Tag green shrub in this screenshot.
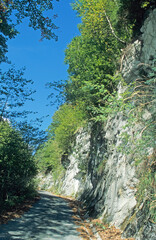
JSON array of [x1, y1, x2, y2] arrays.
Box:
[[35, 140, 62, 173], [50, 103, 87, 152], [0, 121, 37, 211]]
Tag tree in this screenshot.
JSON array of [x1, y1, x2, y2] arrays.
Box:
[[35, 139, 62, 173], [46, 1, 125, 116], [64, 34, 120, 113], [16, 121, 47, 151], [0, 1, 60, 210], [0, 1, 17, 63], [72, 0, 126, 43], [0, 121, 37, 209], [35, 102, 86, 173], [49, 103, 86, 152], [0, 66, 35, 121], [0, 0, 59, 62]]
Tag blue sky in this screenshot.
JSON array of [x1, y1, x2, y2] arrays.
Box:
[[3, 0, 80, 131]]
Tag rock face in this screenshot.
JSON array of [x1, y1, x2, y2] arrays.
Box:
[[62, 119, 139, 228], [141, 9, 156, 64], [61, 124, 91, 197], [122, 8, 156, 84], [40, 9, 156, 240]]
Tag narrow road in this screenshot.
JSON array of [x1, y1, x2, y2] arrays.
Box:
[[0, 191, 82, 240]]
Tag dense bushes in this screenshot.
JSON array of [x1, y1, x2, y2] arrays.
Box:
[[35, 103, 87, 173], [63, 0, 124, 115], [50, 103, 87, 152], [0, 121, 37, 210], [35, 140, 62, 173]]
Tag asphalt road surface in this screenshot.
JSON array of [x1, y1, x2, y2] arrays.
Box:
[[0, 191, 82, 240]]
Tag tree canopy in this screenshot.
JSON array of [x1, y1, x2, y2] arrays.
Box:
[[0, 66, 34, 120], [60, 0, 126, 116], [0, 121, 37, 210], [0, 0, 59, 210], [0, 0, 59, 62]]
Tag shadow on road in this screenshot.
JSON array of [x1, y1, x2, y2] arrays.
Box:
[[0, 191, 81, 240]]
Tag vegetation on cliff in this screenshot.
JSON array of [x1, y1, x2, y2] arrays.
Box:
[[36, 0, 155, 163]]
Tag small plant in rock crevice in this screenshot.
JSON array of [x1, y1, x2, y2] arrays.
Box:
[[118, 61, 155, 223]]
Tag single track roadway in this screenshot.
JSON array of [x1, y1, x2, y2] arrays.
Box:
[[0, 191, 82, 240]]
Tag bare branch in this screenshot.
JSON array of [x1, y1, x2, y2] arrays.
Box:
[[140, 121, 156, 136], [104, 10, 126, 44]]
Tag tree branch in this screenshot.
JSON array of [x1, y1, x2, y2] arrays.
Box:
[[140, 121, 156, 136]]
